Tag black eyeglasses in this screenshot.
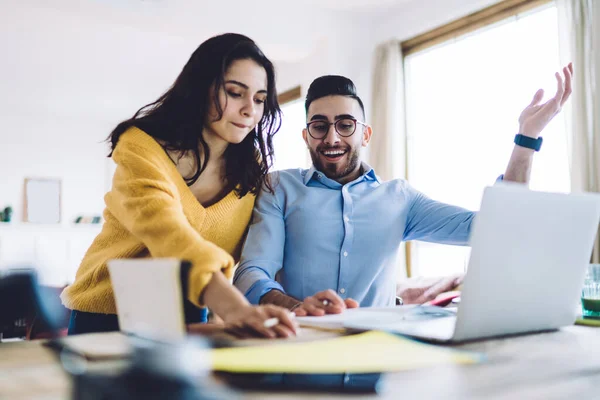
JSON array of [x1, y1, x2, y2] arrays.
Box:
[[306, 118, 367, 140]]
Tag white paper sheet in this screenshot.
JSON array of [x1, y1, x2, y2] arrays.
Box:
[[296, 306, 456, 330]]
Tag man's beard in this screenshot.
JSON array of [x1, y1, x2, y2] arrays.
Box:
[[309, 145, 361, 182]]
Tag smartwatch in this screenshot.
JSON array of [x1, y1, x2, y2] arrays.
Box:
[[514, 133, 543, 151]]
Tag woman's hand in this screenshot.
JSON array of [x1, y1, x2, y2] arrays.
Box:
[[222, 304, 299, 339], [201, 272, 297, 339]]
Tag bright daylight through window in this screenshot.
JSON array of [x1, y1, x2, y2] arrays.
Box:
[[404, 4, 568, 277]]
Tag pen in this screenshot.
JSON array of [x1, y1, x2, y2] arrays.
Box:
[[263, 317, 279, 329]]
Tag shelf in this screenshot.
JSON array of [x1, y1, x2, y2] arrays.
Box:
[[0, 222, 103, 233]]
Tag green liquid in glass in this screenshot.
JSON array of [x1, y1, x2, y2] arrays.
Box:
[[581, 298, 600, 318]]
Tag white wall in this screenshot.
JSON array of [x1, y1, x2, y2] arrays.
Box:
[[0, 0, 503, 223], [0, 2, 196, 223], [0, 0, 502, 281], [0, 0, 379, 224], [0, 0, 375, 280]]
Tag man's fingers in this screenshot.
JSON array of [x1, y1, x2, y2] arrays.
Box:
[[293, 307, 308, 317], [454, 275, 464, 287], [439, 276, 460, 291], [552, 71, 565, 106], [345, 298, 359, 308], [449, 273, 464, 288], [400, 288, 421, 304], [423, 277, 456, 300], [302, 303, 325, 316], [529, 88, 544, 107], [304, 290, 346, 314], [303, 296, 326, 310], [561, 65, 573, 107], [315, 289, 346, 308], [413, 291, 437, 305]]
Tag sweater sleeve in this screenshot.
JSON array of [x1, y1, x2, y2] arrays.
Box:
[[106, 134, 234, 308]]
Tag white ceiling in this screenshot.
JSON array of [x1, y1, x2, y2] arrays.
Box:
[[0, 0, 501, 123], [306, 0, 417, 11], [88, 0, 418, 12], [1, 0, 432, 64], [0, 0, 392, 120]]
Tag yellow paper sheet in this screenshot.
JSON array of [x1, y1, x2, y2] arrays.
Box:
[[211, 331, 482, 374]]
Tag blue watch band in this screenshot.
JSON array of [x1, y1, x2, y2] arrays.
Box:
[[514, 134, 543, 151]]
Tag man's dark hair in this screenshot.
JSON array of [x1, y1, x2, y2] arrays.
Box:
[[304, 75, 365, 118]]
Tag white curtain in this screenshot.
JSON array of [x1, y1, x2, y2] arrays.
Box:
[[370, 40, 409, 277], [370, 41, 406, 182], [557, 0, 600, 261]]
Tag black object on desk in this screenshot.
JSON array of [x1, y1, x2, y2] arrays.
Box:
[[217, 372, 384, 394]]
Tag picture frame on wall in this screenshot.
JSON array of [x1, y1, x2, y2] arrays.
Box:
[[24, 178, 62, 224]]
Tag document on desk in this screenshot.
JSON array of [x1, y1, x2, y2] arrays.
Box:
[[296, 306, 456, 330], [210, 330, 482, 374]]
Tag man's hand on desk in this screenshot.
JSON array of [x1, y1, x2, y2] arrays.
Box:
[[293, 289, 359, 317], [260, 289, 358, 317], [396, 274, 463, 305]]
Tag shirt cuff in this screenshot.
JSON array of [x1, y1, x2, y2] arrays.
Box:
[[496, 174, 504, 182], [245, 279, 285, 305]]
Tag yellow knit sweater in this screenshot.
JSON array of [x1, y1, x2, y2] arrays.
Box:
[[60, 127, 255, 314]]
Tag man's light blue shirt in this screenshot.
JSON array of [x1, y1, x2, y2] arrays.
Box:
[[233, 163, 476, 307]]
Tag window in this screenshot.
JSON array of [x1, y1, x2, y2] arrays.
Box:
[[272, 98, 311, 171], [404, 3, 568, 277]]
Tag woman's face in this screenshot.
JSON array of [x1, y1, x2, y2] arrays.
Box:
[[204, 59, 268, 145]]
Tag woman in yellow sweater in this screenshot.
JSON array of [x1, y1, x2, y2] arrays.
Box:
[[61, 33, 297, 338]]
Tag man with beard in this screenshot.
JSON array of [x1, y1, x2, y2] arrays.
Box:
[[234, 70, 572, 316]]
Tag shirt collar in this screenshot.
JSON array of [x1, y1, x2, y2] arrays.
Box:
[[362, 163, 381, 183], [303, 162, 381, 186]]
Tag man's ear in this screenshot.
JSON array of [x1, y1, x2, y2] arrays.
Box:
[[362, 125, 373, 147], [302, 128, 309, 147]]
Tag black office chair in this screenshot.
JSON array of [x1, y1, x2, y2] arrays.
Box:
[[0, 269, 63, 340]]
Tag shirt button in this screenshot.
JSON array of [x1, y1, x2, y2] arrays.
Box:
[[344, 216, 350, 222], [340, 288, 346, 294], [343, 251, 348, 257]]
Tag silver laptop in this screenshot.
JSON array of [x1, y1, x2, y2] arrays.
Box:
[[345, 184, 600, 343]]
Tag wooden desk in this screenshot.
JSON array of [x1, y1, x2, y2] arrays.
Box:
[[2, 326, 600, 399]]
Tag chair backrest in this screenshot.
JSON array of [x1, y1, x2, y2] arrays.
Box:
[[27, 285, 71, 340], [0, 269, 65, 340]]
